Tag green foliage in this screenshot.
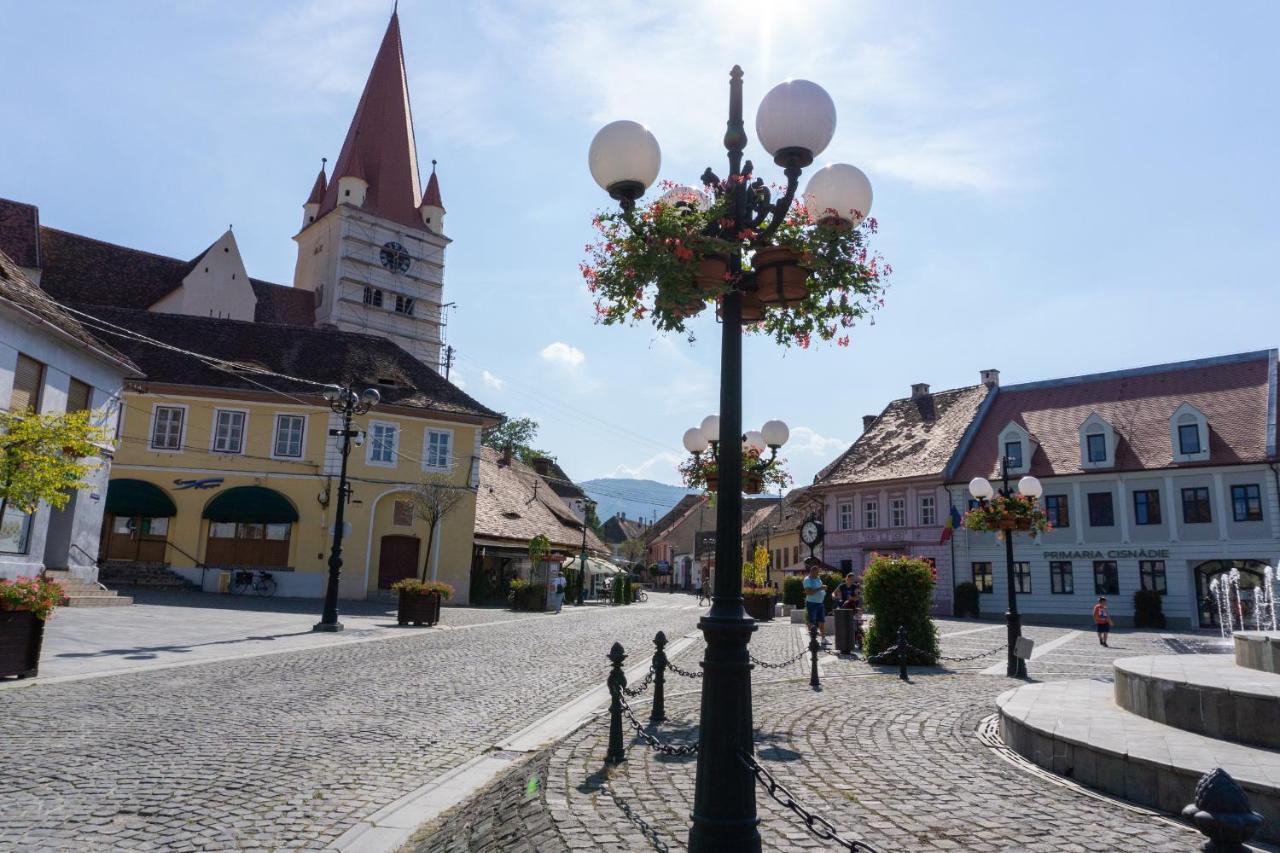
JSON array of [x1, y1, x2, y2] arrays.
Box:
[[507, 577, 545, 612], [743, 544, 769, 588], [962, 494, 1051, 536], [782, 576, 805, 607], [481, 416, 548, 462], [1133, 589, 1166, 629], [0, 576, 64, 620], [561, 567, 582, 603], [861, 555, 939, 662], [0, 410, 105, 513], [611, 576, 634, 605], [528, 534, 551, 564], [389, 579, 454, 600], [953, 582, 980, 618], [820, 571, 843, 610]]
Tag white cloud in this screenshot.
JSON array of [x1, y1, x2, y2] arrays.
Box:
[[611, 451, 684, 483], [540, 341, 586, 369], [450, 372, 466, 389], [482, 370, 505, 390], [787, 426, 848, 457]]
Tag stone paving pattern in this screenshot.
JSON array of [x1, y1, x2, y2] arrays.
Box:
[[0, 600, 705, 851]]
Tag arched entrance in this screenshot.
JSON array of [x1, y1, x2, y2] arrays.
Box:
[[101, 479, 177, 562], [1194, 559, 1269, 628], [378, 535, 420, 589], [202, 486, 298, 567]]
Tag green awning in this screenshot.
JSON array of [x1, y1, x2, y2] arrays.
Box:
[[105, 479, 177, 518], [202, 486, 298, 524]]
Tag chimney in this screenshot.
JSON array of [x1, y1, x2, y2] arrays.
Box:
[[531, 457, 551, 477], [911, 383, 931, 400], [500, 444, 513, 465], [862, 415, 877, 432], [981, 369, 1000, 387]]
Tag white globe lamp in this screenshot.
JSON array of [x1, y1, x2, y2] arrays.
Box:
[[588, 120, 661, 203], [683, 427, 709, 454], [804, 163, 873, 227], [699, 414, 721, 444], [754, 79, 836, 167], [968, 477, 994, 501], [659, 184, 711, 211], [761, 419, 790, 449], [743, 431, 766, 453], [1018, 476, 1043, 499]]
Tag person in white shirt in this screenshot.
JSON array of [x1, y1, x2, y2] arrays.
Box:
[[551, 571, 566, 613]]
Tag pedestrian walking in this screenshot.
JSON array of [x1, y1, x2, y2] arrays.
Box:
[[803, 564, 828, 645], [1093, 596, 1113, 646], [694, 572, 706, 606], [551, 571, 566, 614]]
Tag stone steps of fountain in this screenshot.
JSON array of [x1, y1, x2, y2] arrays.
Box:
[[1113, 655, 1280, 749], [998, 678, 1280, 843], [1234, 631, 1280, 674]]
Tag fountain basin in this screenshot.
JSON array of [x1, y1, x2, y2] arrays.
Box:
[[1235, 631, 1280, 675]]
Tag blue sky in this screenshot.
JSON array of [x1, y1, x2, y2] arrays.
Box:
[[4, 1, 1278, 502]]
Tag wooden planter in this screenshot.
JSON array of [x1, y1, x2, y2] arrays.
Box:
[[670, 293, 707, 320], [743, 471, 765, 494], [397, 590, 442, 627], [743, 593, 776, 622], [705, 471, 718, 492], [695, 256, 728, 293], [753, 247, 809, 304], [716, 290, 765, 324], [997, 518, 1032, 531], [0, 610, 45, 679]]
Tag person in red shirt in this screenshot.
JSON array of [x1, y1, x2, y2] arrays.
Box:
[[1092, 597, 1113, 647]]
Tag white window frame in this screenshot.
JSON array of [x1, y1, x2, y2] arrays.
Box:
[[837, 501, 853, 531], [149, 403, 188, 452], [919, 495, 936, 527], [863, 499, 879, 529], [1078, 412, 1116, 470], [210, 408, 248, 455], [272, 413, 307, 460], [366, 420, 399, 467], [889, 497, 906, 528], [1169, 402, 1210, 463], [423, 428, 454, 472], [998, 421, 1034, 475]]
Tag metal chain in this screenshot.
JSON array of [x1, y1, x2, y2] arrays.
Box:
[[619, 696, 700, 755], [665, 660, 704, 680], [623, 668, 655, 697], [939, 645, 1006, 663], [739, 751, 881, 853], [749, 646, 812, 669]]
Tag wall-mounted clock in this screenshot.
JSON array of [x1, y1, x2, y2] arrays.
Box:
[[380, 241, 411, 274]]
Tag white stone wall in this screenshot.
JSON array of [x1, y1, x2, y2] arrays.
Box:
[[150, 230, 257, 322]]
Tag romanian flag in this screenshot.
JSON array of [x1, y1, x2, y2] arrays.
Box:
[[939, 505, 962, 544]]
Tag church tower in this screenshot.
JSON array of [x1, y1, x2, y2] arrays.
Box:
[[292, 11, 448, 372]]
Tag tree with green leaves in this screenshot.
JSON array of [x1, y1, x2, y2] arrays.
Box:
[[0, 410, 105, 525], [481, 416, 549, 463], [411, 473, 467, 582], [619, 536, 646, 568]]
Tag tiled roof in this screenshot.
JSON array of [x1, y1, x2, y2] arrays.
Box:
[[816, 385, 991, 487], [475, 446, 607, 553], [72, 304, 498, 420], [0, 198, 40, 269], [305, 166, 328, 206], [36, 226, 196, 308], [530, 457, 586, 502], [742, 487, 821, 537], [0, 250, 137, 373], [644, 494, 705, 544], [250, 280, 316, 326], [316, 13, 426, 232], [423, 166, 444, 211], [950, 351, 1279, 481], [600, 515, 646, 544]]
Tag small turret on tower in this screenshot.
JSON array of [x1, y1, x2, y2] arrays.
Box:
[[302, 158, 327, 228], [420, 160, 445, 233]]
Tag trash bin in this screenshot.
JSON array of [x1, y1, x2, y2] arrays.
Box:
[[834, 608, 857, 654]]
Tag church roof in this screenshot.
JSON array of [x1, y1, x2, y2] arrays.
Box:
[[316, 12, 426, 231], [305, 164, 328, 206], [423, 165, 444, 211]]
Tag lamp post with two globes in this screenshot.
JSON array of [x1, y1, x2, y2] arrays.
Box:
[[967, 461, 1043, 678], [682, 416, 790, 495], [588, 65, 868, 852]]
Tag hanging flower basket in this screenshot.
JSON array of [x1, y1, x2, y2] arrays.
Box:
[[669, 292, 708, 320], [719, 291, 765, 324], [696, 256, 730, 294], [705, 470, 719, 492], [962, 495, 1050, 536], [743, 471, 764, 494], [678, 453, 792, 494], [752, 246, 809, 305]]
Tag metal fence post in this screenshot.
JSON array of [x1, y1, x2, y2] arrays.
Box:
[[896, 625, 909, 682], [809, 624, 821, 689], [651, 630, 668, 724], [607, 642, 627, 764]]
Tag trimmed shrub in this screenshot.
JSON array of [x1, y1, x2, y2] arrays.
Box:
[[820, 571, 843, 610], [1134, 589, 1166, 628], [862, 555, 939, 663], [954, 582, 980, 618], [782, 576, 805, 607]]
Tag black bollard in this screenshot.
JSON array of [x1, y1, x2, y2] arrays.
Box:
[[809, 624, 821, 689], [1182, 767, 1264, 851], [896, 625, 909, 682], [606, 642, 627, 764], [651, 631, 668, 724]]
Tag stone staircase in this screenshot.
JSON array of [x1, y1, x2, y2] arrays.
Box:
[[98, 561, 200, 592], [998, 632, 1280, 843], [44, 569, 132, 608]]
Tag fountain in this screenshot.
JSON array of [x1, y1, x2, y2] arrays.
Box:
[[1210, 577, 1229, 639]]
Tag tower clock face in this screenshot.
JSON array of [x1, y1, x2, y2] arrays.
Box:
[[379, 241, 411, 274]]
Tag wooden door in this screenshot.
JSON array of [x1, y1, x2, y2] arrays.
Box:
[[378, 535, 420, 589]]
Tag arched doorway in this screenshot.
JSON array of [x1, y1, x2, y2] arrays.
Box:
[[202, 486, 298, 567], [378, 535, 420, 589], [101, 479, 177, 563], [1194, 559, 1268, 628]]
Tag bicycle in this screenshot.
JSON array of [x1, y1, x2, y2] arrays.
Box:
[[633, 588, 648, 603], [230, 569, 278, 597]]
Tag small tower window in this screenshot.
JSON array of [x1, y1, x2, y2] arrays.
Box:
[[363, 287, 383, 307], [395, 295, 415, 316]]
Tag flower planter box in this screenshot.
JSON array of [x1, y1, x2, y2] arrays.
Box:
[[705, 471, 718, 492], [996, 518, 1032, 531], [743, 471, 764, 494], [718, 291, 764, 323], [743, 593, 776, 622], [753, 246, 809, 304], [397, 590, 441, 627], [695, 256, 729, 294], [0, 610, 44, 679]]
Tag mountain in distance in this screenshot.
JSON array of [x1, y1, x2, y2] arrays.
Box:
[[580, 478, 698, 527]]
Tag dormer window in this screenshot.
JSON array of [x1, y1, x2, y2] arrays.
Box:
[[997, 421, 1034, 475], [1169, 403, 1210, 463], [1086, 432, 1107, 463], [1004, 440, 1023, 470], [1078, 413, 1116, 470]]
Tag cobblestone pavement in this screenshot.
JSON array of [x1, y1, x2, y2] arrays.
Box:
[[0, 599, 707, 851], [407, 619, 1216, 852]]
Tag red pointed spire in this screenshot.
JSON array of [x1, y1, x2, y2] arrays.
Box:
[[305, 158, 328, 205], [422, 159, 445, 211], [317, 11, 424, 230]]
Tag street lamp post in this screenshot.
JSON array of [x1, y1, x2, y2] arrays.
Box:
[[577, 497, 596, 606], [968, 461, 1042, 677], [314, 384, 379, 633], [592, 65, 864, 852]]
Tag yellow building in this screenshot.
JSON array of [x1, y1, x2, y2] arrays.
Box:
[[92, 307, 497, 602]]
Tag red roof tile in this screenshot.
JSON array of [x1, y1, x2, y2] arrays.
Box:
[[0, 198, 40, 269], [475, 447, 608, 553], [949, 351, 1279, 482], [316, 13, 425, 232], [422, 163, 444, 210], [305, 165, 328, 206], [250, 280, 315, 326], [36, 226, 195, 308]]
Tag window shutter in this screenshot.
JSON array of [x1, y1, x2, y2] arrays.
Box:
[[66, 378, 92, 413], [9, 355, 44, 413]]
